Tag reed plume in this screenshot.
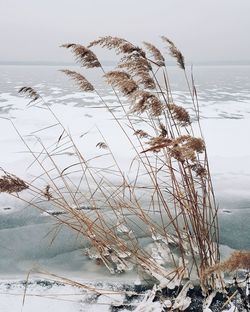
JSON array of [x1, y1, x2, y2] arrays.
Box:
[[143, 135, 205, 162], [161, 36, 185, 70], [118, 53, 155, 89], [18, 86, 41, 103], [170, 135, 205, 163], [0, 173, 29, 194], [167, 104, 191, 126], [89, 36, 155, 89], [104, 71, 138, 96], [130, 90, 163, 116], [184, 136, 205, 153], [60, 70, 94, 92], [142, 136, 172, 153], [61, 44, 101, 68], [88, 36, 144, 56], [143, 41, 165, 67]]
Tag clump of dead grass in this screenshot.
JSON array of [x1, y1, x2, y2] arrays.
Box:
[[7, 35, 224, 298], [205, 251, 250, 275]]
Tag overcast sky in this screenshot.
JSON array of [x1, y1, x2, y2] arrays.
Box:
[[0, 0, 250, 64]]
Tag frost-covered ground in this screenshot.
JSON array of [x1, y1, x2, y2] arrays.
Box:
[[0, 65, 250, 311], [0, 278, 144, 312]]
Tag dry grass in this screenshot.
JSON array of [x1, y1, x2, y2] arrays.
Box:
[[205, 251, 250, 275], [2, 36, 226, 295]]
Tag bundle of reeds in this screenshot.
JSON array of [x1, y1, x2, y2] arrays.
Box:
[[1, 36, 223, 294]]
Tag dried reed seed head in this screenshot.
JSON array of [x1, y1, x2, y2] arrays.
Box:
[[96, 142, 108, 149], [18, 86, 41, 102], [170, 145, 196, 162], [143, 135, 204, 161], [118, 53, 156, 89], [173, 135, 205, 153], [138, 75, 156, 90], [60, 70, 94, 92], [88, 36, 145, 56], [169, 135, 205, 162], [61, 43, 101, 68], [120, 52, 152, 71], [186, 137, 205, 153], [149, 95, 163, 116], [167, 104, 191, 126], [161, 36, 174, 46], [104, 71, 138, 95], [173, 135, 190, 144], [148, 136, 172, 146], [142, 136, 172, 153], [131, 90, 163, 116], [143, 42, 165, 67], [161, 36, 185, 70], [143, 141, 195, 159], [0, 174, 29, 194], [133, 129, 149, 138]]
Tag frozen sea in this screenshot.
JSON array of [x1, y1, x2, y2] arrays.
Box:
[[0, 64, 249, 310]]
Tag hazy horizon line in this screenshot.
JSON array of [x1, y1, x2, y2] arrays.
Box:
[[1, 60, 250, 67]]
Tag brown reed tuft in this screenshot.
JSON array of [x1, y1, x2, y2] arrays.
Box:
[[161, 36, 185, 70], [143, 135, 204, 161], [167, 104, 191, 126], [131, 90, 163, 116], [89, 36, 155, 89], [104, 71, 138, 96], [186, 137, 205, 153], [169, 145, 196, 162], [143, 42, 165, 67], [118, 53, 155, 89], [0, 174, 29, 194], [18, 86, 41, 103], [60, 70, 94, 92], [204, 251, 250, 276], [61, 44, 101, 68], [142, 136, 173, 153], [172, 135, 205, 152], [88, 36, 144, 56]]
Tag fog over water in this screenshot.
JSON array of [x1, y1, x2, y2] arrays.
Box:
[[0, 0, 250, 64]]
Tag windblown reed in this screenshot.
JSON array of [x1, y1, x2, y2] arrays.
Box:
[[4, 36, 225, 297]]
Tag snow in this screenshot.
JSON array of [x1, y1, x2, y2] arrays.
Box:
[[0, 278, 130, 312]]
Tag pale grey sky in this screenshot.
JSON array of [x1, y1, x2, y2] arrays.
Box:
[[0, 0, 250, 64]]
